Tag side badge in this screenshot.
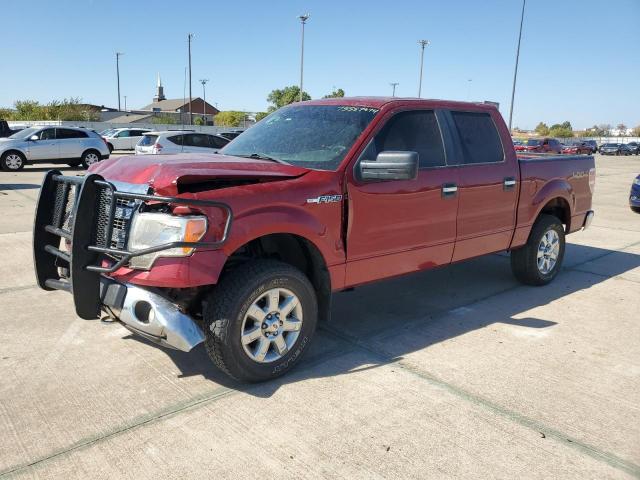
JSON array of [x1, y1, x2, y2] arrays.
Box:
[[307, 194, 343, 204]]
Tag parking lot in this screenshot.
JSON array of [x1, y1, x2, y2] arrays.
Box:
[[0, 154, 638, 479]]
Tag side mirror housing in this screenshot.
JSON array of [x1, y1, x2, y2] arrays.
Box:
[[359, 151, 419, 181], [29, 135, 39, 141]]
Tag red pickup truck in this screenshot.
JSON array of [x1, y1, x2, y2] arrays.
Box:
[[33, 98, 595, 382]]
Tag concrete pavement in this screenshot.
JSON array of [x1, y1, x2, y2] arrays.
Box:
[[0, 155, 638, 479]]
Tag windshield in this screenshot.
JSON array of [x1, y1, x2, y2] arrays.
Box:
[[8, 127, 40, 139], [526, 139, 541, 146], [221, 105, 379, 170], [100, 129, 115, 136]]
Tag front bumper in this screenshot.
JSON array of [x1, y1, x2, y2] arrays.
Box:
[[101, 277, 204, 351]]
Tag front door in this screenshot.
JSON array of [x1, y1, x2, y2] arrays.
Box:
[[345, 109, 459, 286], [27, 128, 59, 161], [443, 110, 519, 261]]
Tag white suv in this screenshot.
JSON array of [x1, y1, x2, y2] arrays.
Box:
[[102, 128, 152, 152], [0, 126, 110, 171], [135, 131, 229, 155]]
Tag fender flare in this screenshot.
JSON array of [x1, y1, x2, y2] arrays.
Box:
[[530, 178, 574, 228]]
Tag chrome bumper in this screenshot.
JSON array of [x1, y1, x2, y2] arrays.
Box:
[[100, 278, 204, 352], [582, 210, 595, 230]]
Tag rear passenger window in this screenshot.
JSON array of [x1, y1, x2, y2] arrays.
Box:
[[57, 128, 87, 139], [167, 135, 184, 145], [208, 135, 228, 148], [450, 111, 504, 164], [364, 110, 446, 168], [186, 134, 209, 148]]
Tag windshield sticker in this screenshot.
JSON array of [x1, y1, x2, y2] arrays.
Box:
[[337, 106, 379, 113]]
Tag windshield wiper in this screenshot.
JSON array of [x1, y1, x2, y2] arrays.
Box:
[[234, 153, 290, 165]]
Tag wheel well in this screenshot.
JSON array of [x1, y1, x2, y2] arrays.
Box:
[[1, 149, 25, 159], [540, 197, 571, 231], [224, 234, 332, 323]]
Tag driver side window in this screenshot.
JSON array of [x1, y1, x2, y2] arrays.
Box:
[[39, 129, 55, 140], [359, 110, 446, 169]]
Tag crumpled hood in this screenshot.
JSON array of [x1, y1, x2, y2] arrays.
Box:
[[89, 153, 311, 195]]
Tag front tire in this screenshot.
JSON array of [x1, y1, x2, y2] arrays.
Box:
[[631, 206, 640, 214], [511, 214, 565, 286], [81, 150, 101, 169], [204, 260, 318, 382], [1, 151, 26, 171]]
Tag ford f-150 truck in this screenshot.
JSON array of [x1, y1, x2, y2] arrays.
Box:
[[33, 98, 595, 382]]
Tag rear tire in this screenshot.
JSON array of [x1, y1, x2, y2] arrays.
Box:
[[631, 206, 640, 214], [511, 214, 565, 286], [203, 260, 318, 382], [80, 150, 101, 169], [1, 151, 25, 171]]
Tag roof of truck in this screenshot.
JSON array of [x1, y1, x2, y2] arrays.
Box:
[[301, 96, 499, 111]]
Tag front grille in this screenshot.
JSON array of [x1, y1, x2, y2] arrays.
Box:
[[94, 186, 137, 250]]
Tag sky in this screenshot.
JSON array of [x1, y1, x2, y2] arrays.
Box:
[[1, 0, 638, 130]]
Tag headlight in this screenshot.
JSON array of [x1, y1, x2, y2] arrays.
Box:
[[127, 212, 207, 270], [634, 178, 640, 186]]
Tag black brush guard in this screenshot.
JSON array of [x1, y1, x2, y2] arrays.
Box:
[[33, 171, 232, 320]]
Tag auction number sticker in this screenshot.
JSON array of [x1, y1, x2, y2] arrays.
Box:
[[337, 106, 379, 113]]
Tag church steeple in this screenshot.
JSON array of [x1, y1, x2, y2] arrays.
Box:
[[153, 73, 166, 102]]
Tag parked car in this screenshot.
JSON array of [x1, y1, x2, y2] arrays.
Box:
[[583, 140, 598, 153], [626, 142, 639, 155], [561, 142, 592, 155], [512, 139, 526, 152], [135, 131, 229, 155], [218, 131, 244, 141], [630, 175, 640, 213], [0, 126, 109, 171], [599, 143, 632, 156], [33, 97, 595, 382], [522, 137, 563, 154], [102, 128, 152, 152]]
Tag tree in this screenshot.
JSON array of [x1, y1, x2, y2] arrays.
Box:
[[632, 125, 640, 137], [534, 122, 549, 136], [266, 86, 311, 112], [214, 111, 246, 127], [323, 88, 345, 99], [598, 124, 612, 136], [254, 112, 269, 122], [151, 114, 177, 125], [616, 123, 628, 136]]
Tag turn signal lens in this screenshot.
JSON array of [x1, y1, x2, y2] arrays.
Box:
[[182, 218, 208, 254]]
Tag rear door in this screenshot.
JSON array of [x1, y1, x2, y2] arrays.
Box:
[[27, 128, 59, 161], [345, 108, 460, 286], [443, 109, 519, 261], [183, 133, 216, 153], [56, 128, 87, 158]]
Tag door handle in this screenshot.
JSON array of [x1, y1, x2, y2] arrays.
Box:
[[442, 183, 458, 198], [503, 177, 516, 191]]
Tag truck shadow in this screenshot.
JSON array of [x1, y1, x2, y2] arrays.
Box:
[[124, 242, 640, 396]]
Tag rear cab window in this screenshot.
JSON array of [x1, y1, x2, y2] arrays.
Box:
[[448, 111, 504, 165]]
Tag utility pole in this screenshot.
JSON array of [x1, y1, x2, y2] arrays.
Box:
[[115, 52, 124, 111], [508, 0, 527, 132], [298, 14, 310, 102], [188, 33, 195, 125], [390, 82, 399, 97], [124, 95, 127, 111], [417, 40, 429, 98], [466, 79, 472, 100], [200, 79, 209, 124]]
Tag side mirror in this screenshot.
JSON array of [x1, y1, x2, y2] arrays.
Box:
[[29, 135, 39, 141], [359, 151, 419, 181]]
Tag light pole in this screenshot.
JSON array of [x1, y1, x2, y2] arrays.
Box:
[[200, 79, 209, 124], [417, 40, 430, 98], [124, 95, 127, 111], [188, 33, 195, 125], [390, 82, 399, 97], [298, 14, 310, 102], [115, 52, 124, 111], [508, 0, 527, 132]]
